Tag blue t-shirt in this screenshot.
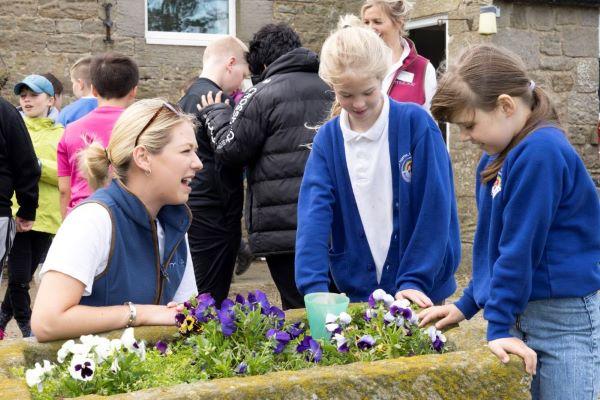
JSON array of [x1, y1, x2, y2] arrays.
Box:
[[455, 126, 600, 341], [57, 97, 98, 127]]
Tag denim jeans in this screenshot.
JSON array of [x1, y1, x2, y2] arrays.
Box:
[[509, 291, 600, 400]]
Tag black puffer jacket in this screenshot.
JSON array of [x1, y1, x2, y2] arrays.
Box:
[[200, 48, 333, 255]]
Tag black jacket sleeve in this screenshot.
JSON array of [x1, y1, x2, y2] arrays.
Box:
[[1, 98, 40, 221], [199, 88, 267, 167]]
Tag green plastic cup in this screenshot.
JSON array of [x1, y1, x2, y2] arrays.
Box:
[[304, 292, 350, 340]]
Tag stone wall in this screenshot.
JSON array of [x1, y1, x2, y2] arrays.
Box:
[[273, 0, 364, 52], [0, 0, 274, 104]]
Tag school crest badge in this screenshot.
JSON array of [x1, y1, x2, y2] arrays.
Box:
[[399, 153, 412, 183], [491, 172, 502, 198]]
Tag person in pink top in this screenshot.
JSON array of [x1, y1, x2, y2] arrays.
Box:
[[57, 53, 139, 218]]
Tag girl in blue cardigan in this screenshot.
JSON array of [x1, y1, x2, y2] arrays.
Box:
[[420, 45, 600, 400], [295, 16, 460, 308]]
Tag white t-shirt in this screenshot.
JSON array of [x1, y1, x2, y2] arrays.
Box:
[[41, 202, 197, 303], [382, 37, 437, 111], [340, 94, 393, 284]]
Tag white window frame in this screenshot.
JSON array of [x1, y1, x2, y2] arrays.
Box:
[[145, 0, 236, 46]]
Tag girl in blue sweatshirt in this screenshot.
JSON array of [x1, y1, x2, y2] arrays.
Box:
[[420, 45, 600, 400], [295, 16, 460, 308]]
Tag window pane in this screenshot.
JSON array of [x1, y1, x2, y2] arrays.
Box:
[[148, 0, 230, 34]]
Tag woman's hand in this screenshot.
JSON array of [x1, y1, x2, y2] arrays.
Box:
[[488, 337, 537, 375], [417, 304, 465, 329], [395, 289, 433, 308], [136, 302, 184, 326], [197, 90, 229, 111]]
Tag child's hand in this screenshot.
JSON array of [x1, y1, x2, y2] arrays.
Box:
[[488, 337, 537, 375], [395, 289, 433, 308], [198, 91, 230, 111], [417, 304, 465, 329]]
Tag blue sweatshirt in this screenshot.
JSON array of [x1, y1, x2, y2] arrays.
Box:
[[57, 97, 98, 127], [295, 100, 461, 303], [455, 126, 600, 341]]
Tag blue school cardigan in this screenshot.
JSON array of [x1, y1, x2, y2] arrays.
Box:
[[295, 100, 461, 303], [455, 126, 600, 341]]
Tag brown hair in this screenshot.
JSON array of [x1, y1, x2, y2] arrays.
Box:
[[430, 44, 560, 183], [360, 0, 413, 37], [90, 52, 139, 100]]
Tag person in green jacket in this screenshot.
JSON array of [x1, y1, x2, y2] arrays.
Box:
[[0, 75, 62, 338]]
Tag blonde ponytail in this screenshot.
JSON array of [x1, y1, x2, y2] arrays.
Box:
[[78, 141, 111, 191]]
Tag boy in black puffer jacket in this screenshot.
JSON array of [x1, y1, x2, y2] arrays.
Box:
[[199, 23, 333, 310]]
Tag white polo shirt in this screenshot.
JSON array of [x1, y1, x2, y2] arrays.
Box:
[[340, 94, 393, 284]]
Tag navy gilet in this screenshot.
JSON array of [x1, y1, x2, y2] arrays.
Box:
[[79, 179, 191, 306]]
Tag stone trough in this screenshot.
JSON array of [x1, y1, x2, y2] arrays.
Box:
[[0, 309, 531, 399]]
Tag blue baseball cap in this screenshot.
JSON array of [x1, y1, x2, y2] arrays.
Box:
[[13, 74, 54, 97]]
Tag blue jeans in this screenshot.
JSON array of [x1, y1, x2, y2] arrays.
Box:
[[509, 291, 600, 400]]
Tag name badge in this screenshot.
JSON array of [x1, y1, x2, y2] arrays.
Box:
[[396, 71, 414, 84]]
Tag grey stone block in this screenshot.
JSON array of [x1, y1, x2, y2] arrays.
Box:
[[47, 34, 91, 53], [562, 26, 597, 57]]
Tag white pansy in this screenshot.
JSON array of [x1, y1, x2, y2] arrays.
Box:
[[426, 326, 446, 342], [25, 360, 54, 392], [382, 294, 395, 307], [120, 327, 137, 351], [384, 311, 395, 323], [325, 322, 339, 332], [110, 357, 120, 373], [93, 338, 113, 364], [57, 339, 75, 363], [391, 299, 411, 309], [325, 313, 337, 324], [338, 312, 352, 325], [372, 289, 387, 302], [69, 355, 95, 381]]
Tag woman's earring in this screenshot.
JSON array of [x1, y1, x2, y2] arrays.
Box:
[[144, 169, 151, 177]]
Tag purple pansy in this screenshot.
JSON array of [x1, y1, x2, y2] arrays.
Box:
[[196, 292, 216, 308], [357, 334, 376, 350], [363, 308, 376, 322], [266, 329, 291, 354], [368, 289, 394, 308], [426, 326, 446, 353], [287, 322, 305, 339], [333, 333, 349, 353], [296, 336, 322, 363], [217, 307, 237, 337], [155, 340, 168, 355], [247, 290, 271, 313], [175, 312, 186, 325], [234, 361, 248, 374]]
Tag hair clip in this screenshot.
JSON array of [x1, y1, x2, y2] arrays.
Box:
[[528, 80, 536, 91]]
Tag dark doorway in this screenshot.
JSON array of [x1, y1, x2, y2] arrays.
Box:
[[408, 22, 447, 142]]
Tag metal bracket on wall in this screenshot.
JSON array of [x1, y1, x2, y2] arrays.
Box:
[[437, 18, 474, 31], [103, 2, 114, 44]]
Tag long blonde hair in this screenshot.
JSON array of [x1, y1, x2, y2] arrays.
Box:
[[319, 15, 392, 119], [79, 98, 195, 190], [431, 44, 560, 183], [360, 0, 414, 37]]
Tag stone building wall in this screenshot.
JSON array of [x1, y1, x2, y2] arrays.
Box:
[[0, 0, 274, 104], [273, 0, 364, 52]]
